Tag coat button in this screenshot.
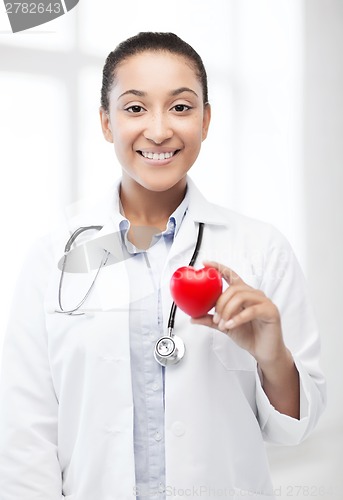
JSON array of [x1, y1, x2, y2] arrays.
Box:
[[100, 355, 124, 363], [154, 431, 162, 442], [104, 425, 120, 435], [171, 421, 186, 436]]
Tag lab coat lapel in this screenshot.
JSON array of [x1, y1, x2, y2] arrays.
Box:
[[87, 215, 131, 312], [163, 176, 229, 272], [165, 211, 198, 271], [160, 177, 230, 326]]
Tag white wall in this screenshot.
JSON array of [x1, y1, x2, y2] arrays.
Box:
[[265, 2, 343, 499], [267, 2, 343, 499], [0, 1, 342, 498]]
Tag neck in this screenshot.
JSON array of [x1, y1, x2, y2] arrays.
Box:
[[119, 177, 187, 229]]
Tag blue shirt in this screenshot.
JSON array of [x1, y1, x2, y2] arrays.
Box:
[[119, 191, 189, 500]]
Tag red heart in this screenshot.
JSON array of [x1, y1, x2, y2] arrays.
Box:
[[170, 266, 223, 318]]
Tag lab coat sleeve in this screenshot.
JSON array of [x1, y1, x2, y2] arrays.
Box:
[[0, 236, 63, 499], [255, 227, 326, 445]]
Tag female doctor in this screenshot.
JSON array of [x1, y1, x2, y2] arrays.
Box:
[[0, 32, 325, 500]]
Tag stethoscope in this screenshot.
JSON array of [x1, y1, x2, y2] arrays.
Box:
[[57, 226, 110, 316], [56, 222, 204, 366]]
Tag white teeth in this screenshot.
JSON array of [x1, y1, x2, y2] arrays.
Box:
[[141, 151, 175, 160]]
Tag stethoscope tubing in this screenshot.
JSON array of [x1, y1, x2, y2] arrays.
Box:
[[167, 222, 204, 331], [56, 226, 107, 315], [56, 222, 205, 366], [154, 222, 204, 366]]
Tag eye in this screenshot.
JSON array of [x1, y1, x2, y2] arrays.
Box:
[[125, 105, 145, 113], [172, 104, 192, 113]]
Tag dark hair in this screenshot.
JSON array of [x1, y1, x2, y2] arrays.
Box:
[[100, 32, 208, 113]]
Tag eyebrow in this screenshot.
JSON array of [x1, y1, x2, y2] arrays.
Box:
[[117, 87, 199, 100], [170, 87, 199, 98], [118, 89, 146, 100]]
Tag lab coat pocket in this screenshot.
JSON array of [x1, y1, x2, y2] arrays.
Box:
[[211, 329, 256, 371], [234, 488, 275, 499]]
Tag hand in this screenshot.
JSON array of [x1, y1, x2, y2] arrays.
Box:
[[192, 261, 300, 418], [191, 260, 287, 366]]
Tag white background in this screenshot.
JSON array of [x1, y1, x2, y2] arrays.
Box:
[[0, 1, 342, 498]]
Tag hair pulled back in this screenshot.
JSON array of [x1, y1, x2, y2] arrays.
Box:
[[100, 32, 208, 113]]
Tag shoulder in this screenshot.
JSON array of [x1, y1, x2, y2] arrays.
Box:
[[201, 198, 291, 254], [223, 204, 286, 241], [187, 176, 289, 249]]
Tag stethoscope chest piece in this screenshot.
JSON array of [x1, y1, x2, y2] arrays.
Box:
[[57, 222, 204, 366], [153, 221, 204, 367], [154, 333, 185, 366]]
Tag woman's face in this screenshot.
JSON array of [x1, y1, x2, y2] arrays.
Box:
[[100, 50, 211, 193]]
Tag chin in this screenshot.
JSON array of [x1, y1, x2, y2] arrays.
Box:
[[136, 173, 188, 193], [145, 180, 186, 194]]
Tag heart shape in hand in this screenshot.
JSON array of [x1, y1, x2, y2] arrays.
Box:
[[170, 266, 223, 318]]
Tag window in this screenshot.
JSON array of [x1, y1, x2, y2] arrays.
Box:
[[0, 0, 305, 352]]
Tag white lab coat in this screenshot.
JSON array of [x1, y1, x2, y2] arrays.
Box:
[[0, 177, 326, 500]]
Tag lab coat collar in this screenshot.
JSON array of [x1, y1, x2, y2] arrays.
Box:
[[84, 176, 229, 250], [103, 175, 229, 227], [58, 176, 229, 270], [186, 176, 230, 227]]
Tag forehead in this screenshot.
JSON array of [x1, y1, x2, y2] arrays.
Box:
[[112, 51, 201, 96]]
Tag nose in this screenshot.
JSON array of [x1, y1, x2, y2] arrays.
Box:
[[143, 112, 173, 144]]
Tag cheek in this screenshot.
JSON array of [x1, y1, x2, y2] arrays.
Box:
[[182, 124, 204, 151], [112, 120, 135, 149], [182, 115, 205, 139]]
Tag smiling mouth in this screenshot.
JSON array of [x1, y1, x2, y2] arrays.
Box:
[[138, 150, 180, 160]]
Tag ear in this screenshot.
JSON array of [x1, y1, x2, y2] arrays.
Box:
[[201, 103, 211, 141], [99, 107, 113, 143]]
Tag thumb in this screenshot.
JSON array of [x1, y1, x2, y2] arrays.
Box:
[[203, 260, 243, 286], [190, 314, 215, 328]]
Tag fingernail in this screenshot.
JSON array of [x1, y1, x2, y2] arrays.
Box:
[[225, 319, 235, 329], [213, 312, 220, 324], [218, 319, 226, 330]]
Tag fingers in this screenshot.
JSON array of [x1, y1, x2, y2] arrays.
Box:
[[215, 287, 265, 322], [202, 261, 279, 332], [219, 302, 279, 330], [191, 297, 279, 335], [216, 294, 279, 332], [203, 260, 244, 286], [201, 261, 256, 331], [214, 290, 263, 331]]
